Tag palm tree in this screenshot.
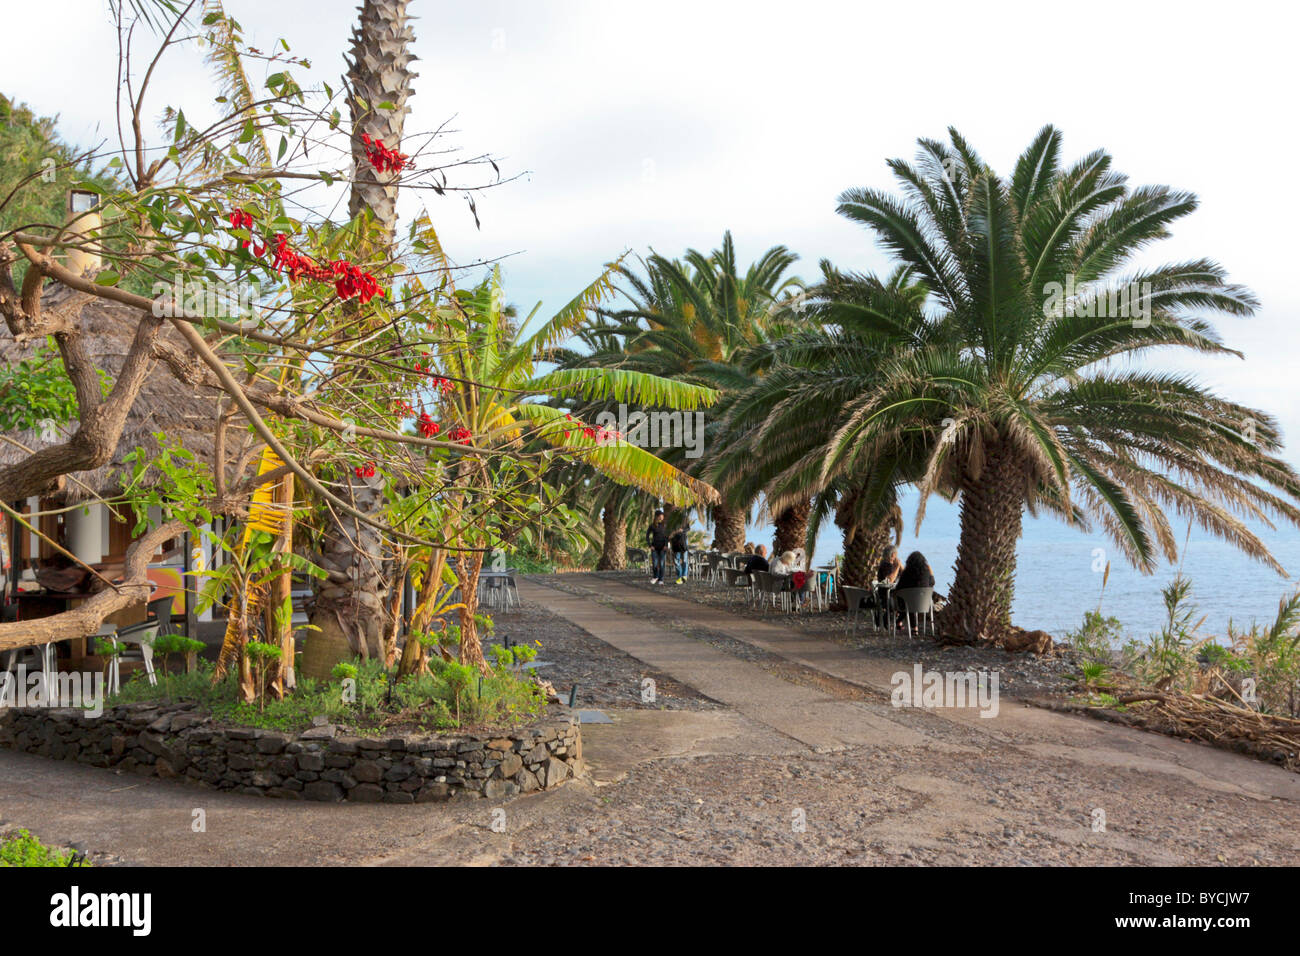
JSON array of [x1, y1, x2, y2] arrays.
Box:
[[714, 264, 932, 596], [345, 0, 417, 242], [591, 232, 802, 551], [826, 125, 1300, 643], [423, 263, 719, 670], [305, 0, 417, 673]]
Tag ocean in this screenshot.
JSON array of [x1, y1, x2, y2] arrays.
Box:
[[737, 488, 1300, 642]]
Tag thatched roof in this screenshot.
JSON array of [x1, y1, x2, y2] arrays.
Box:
[[0, 284, 223, 504]]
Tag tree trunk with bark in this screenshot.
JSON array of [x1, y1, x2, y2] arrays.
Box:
[[712, 503, 746, 551], [596, 507, 627, 570], [304, 478, 389, 678], [940, 441, 1027, 644], [771, 500, 810, 561], [345, 0, 417, 241], [455, 551, 489, 675], [305, 0, 417, 678]]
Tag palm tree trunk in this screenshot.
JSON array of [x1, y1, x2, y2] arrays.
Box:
[[346, 0, 417, 242], [304, 0, 417, 678], [712, 503, 746, 551], [942, 443, 1026, 644], [596, 507, 626, 570], [772, 500, 810, 561], [304, 478, 388, 678]]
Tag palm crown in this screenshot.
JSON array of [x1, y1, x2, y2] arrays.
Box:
[[824, 126, 1300, 641]]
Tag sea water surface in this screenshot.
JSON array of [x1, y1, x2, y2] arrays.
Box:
[[737, 488, 1300, 642]]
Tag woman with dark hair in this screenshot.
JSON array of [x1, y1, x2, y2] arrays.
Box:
[[896, 551, 935, 591], [893, 551, 939, 628]]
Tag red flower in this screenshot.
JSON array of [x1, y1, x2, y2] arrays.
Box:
[[449, 425, 471, 444], [417, 413, 440, 438], [354, 461, 376, 479], [227, 209, 255, 249], [361, 133, 409, 174]]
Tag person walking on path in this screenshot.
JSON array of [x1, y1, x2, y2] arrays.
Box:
[[646, 510, 670, 584], [670, 525, 690, 584]]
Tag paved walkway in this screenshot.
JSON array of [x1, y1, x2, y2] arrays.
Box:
[[529, 574, 1300, 805]]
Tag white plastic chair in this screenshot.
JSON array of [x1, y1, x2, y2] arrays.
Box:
[[894, 587, 935, 638], [110, 621, 158, 693]]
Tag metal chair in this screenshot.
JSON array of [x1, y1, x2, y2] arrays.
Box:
[[146, 595, 178, 637], [719, 566, 751, 603], [841, 586, 872, 635], [755, 572, 793, 613], [110, 621, 158, 693], [894, 587, 935, 638], [704, 553, 725, 586]]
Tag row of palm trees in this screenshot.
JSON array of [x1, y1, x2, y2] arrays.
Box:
[[567, 126, 1300, 645]]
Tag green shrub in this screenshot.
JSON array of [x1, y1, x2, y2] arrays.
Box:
[[0, 829, 89, 867]]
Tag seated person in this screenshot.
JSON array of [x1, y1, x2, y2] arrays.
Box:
[[876, 545, 903, 585], [769, 550, 794, 576], [743, 544, 770, 574], [896, 550, 936, 591], [893, 550, 940, 626]]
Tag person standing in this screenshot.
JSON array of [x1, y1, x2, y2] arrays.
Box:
[[670, 525, 690, 584], [646, 510, 670, 584]]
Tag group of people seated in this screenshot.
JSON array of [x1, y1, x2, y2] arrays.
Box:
[[870, 545, 945, 627], [647, 516, 944, 626]]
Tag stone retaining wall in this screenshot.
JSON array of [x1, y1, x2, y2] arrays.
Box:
[[0, 702, 583, 803]]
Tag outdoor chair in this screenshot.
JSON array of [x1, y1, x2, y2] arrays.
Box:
[[146, 595, 178, 638], [719, 566, 751, 602], [841, 585, 872, 636], [894, 587, 935, 638], [755, 571, 793, 613], [110, 620, 158, 693], [705, 553, 725, 586]]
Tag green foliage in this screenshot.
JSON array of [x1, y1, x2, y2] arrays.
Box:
[[1066, 610, 1125, 662], [109, 655, 543, 733], [1122, 575, 1208, 691], [1227, 589, 1300, 716], [152, 633, 204, 675], [330, 662, 358, 682], [0, 338, 111, 434], [1077, 659, 1109, 689], [0, 828, 89, 867]]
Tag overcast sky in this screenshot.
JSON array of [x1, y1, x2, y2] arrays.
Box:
[[9, 0, 1299, 460]]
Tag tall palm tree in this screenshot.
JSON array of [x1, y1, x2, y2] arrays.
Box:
[[427, 264, 720, 669], [306, 0, 418, 673], [826, 126, 1300, 643], [592, 232, 801, 550], [346, 0, 417, 241], [715, 264, 933, 594]]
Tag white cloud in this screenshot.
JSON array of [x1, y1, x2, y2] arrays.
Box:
[[8, 0, 1298, 455]]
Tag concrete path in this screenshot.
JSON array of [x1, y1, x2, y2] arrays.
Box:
[[533, 574, 1300, 806]]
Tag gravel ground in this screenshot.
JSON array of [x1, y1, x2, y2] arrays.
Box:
[[565, 571, 1085, 702], [483, 596, 720, 712], [495, 734, 1300, 866]]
